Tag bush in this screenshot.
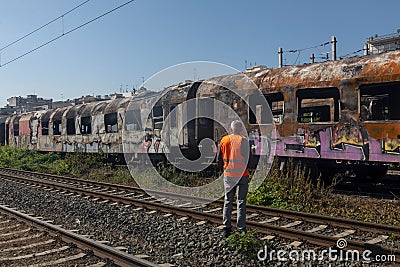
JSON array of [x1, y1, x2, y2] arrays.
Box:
[[227, 230, 263, 255]]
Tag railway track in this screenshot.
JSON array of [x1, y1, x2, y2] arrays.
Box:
[[0, 168, 399, 264], [0, 204, 158, 267]]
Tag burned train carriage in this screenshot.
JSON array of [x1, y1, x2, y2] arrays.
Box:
[[1, 50, 400, 179]]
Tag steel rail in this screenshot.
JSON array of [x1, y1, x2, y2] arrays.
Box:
[[0, 172, 399, 263], [0, 204, 159, 267], [1, 168, 399, 235]]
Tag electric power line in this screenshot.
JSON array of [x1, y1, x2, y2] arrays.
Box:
[[0, 0, 135, 68], [284, 41, 330, 53], [0, 0, 91, 52]]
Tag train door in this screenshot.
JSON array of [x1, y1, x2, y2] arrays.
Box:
[[5, 123, 9, 145], [196, 97, 215, 159], [0, 122, 5, 145], [196, 97, 214, 142]]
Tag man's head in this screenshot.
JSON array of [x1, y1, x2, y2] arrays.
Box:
[[231, 120, 244, 135]]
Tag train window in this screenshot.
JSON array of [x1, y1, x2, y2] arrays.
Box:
[[297, 88, 339, 123], [105, 113, 118, 133], [41, 121, 49, 135], [359, 83, 400, 121], [53, 120, 62, 135], [67, 118, 76, 135], [249, 93, 280, 124], [125, 109, 141, 131], [13, 123, 19, 136], [81, 116, 92, 134], [152, 106, 163, 130]]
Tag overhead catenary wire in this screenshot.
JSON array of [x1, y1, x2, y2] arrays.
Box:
[[0, 0, 91, 53], [284, 41, 330, 53], [0, 0, 135, 68], [281, 40, 332, 66]]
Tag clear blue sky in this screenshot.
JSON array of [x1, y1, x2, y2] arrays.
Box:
[[0, 0, 399, 106]]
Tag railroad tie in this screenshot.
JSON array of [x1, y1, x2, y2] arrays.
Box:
[[0, 224, 21, 231], [114, 246, 128, 252], [259, 217, 280, 224], [0, 233, 44, 245], [288, 241, 303, 247], [333, 229, 356, 238], [281, 221, 302, 228], [1, 239, 55, 252], [0, 228, 30, 237], [305, 224, 328, 233], [261, 235, 275, 241], [26, 252, 86, 267], [190, 205, 207, 210], [204, 207, 222, 213], [177, 202, 192, 207], [365, 235, 389, 244], [0, 245, 70, 261], [247, 213, 259, 219], [86, 262, 107, 267], [135, 254, 150, 259]]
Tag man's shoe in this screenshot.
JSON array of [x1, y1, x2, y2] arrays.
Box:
[[224, 228, 232, 238], [238, 228, 247, 234]]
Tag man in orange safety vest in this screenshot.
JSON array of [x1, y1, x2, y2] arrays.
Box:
[[218, 120, 250, 237]]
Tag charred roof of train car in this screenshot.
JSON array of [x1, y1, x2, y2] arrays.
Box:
[[103, 98, 130, 114], [251, 50, 400, 90], [19, 113, 34, 122], [91, 101, 110, 115], [41, 109, 55, 122], [160, 82, 193, 103], [51, 107, 68, 121], [66, 104, 88, 119]]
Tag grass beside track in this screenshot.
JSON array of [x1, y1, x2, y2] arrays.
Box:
[[0, 146, 398, 226]]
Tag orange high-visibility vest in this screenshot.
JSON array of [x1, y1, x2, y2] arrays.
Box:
[[219, 134, 249, 178]]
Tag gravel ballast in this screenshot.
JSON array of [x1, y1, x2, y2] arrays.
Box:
[[0, 179, 388, 266]]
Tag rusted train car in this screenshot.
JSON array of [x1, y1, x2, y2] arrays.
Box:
[[1, 50, 399, 179]]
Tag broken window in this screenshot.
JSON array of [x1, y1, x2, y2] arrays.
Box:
[[297, 88, 339, 123], [105, 113, 118, 133], [152, 106, 163, 130], [41, 120, 49, 135], [67, 118, 76, 135], [248, 93, 280, 124], [359, 82, 400, 121], [81, 116, 92, 134], [53, 120, 62, 135], [125, 109, 141, 131], [13, 123, 19, 136]]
